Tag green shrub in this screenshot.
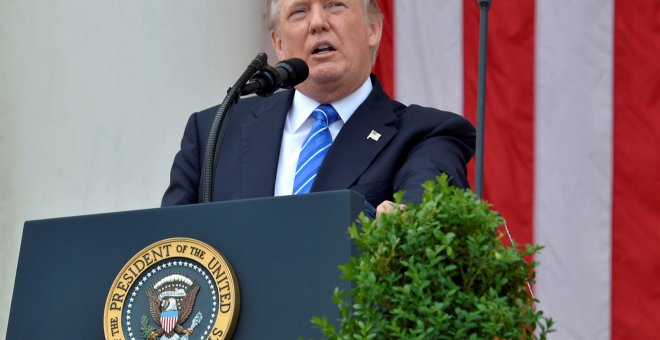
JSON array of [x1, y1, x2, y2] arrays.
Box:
[[312, 175, 554, 339]]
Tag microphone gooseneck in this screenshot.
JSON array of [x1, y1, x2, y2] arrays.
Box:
[[202, 54, 309, 203], [202, 53, 268, 203]]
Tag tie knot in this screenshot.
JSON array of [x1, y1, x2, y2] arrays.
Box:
[[312, 104, 339, 125]]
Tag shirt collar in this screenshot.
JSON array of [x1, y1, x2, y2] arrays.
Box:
[[289, 77, 373, 133]]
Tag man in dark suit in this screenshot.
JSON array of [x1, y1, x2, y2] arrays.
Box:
[[162, 0, 475, 217]]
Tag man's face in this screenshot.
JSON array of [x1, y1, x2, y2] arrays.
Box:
[[271, 0, 382, 103]]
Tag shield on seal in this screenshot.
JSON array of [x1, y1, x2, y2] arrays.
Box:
[[161, 310, 178, 333]]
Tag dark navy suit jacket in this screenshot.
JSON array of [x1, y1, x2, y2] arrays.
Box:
[[162, 76, 475, 207]]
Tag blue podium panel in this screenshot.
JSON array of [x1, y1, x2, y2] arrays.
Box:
[[8, 190, 363, 339]]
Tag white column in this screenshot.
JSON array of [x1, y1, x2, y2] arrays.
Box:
[[0, 1, 266, 337]]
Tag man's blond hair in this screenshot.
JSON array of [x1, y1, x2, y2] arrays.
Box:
[[266, 0, 383, 32]]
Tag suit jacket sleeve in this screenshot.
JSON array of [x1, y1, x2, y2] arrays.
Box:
[[162, 112, 202, 206], [393, 105, 475, 203]]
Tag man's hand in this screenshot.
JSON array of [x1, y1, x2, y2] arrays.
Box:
[[376, 200, 406, 219]]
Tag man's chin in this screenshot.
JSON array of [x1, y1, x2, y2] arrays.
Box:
[[307, 68, 343, 85]]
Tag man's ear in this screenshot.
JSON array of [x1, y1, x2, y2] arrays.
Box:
[[367, 18, 383, 49], [271, 31, 286, 60]]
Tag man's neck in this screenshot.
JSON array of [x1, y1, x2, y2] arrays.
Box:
[[291, 77, 373, 126], [294, 74, 372, 104]]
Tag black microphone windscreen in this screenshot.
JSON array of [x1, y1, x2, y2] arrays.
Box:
[[276, 58, 309, 88]]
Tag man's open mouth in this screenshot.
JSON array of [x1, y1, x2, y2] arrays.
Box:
[[313, 44, 336, 54]]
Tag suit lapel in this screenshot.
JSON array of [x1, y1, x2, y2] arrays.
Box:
[[312, 82, 398, 192], [240, 91, 293, 198]]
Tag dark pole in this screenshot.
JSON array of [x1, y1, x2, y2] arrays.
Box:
[[475, 0, 491, 199]]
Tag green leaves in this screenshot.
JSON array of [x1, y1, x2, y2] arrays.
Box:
[[311, 174, 553, 339]]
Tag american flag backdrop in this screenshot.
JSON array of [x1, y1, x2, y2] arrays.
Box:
[[372, 1, 660, 339]]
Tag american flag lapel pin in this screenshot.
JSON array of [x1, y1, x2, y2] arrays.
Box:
[[367, 130, 381, 141]]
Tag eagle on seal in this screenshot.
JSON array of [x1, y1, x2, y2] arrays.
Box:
[[145, 278, 200, 340]]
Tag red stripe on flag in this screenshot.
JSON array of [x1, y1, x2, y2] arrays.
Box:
[[463, 1, 536, 249], [612, 1, 660, 338], [373, 0, 395, 98]]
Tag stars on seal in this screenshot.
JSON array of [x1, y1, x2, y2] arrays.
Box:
[[124, 259, 219, 340]]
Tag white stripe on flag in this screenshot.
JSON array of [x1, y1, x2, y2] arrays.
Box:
[[535, 0, 614, 338], [395, 1, 463, 115]]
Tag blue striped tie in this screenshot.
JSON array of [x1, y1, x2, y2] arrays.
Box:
[[293, 104, 339, 195]]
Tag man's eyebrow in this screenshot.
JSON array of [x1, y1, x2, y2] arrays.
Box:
[[284, 0, 308, 11]]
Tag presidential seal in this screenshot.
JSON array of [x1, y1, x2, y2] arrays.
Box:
[[104, 238, 239, 340]]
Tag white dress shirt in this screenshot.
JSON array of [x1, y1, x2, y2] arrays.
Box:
[[274, 78, 373, 196]]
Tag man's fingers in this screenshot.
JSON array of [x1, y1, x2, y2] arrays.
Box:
[[376, 200, 405, 219]]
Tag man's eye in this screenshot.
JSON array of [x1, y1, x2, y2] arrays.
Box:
[[289, 8, 307, 18], [328, 2, 347, 12], [329, 2, 346, 9]]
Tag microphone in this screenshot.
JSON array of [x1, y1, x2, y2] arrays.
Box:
[[241, 58, 309, 97]]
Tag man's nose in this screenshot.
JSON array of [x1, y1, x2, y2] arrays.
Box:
[[308, 5, 329, 33]]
